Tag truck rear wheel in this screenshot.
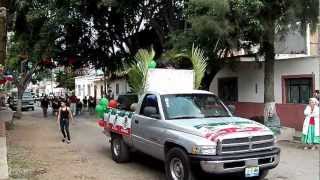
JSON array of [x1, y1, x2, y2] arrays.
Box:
[[111, 136, 130, 163], [165, 147, 196, 180]]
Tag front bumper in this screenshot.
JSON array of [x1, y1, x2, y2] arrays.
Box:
[[189, 147, 280, 174]]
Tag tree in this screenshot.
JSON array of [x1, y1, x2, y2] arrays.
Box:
[[169, 0, 318, 132], [66, 0, 186, 96], [229, 0, 319, 131], [55, 70, 75, 91], [0, 0, 8, 66], [168, 0, 242, 90], [6, 0, 59, 117]]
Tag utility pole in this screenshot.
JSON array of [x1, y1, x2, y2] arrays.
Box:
[[0, 7, 6, 65]]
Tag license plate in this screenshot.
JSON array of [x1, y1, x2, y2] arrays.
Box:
[[245, 166, 259, 177]]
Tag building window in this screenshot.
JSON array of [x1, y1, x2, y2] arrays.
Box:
[[285, 77, 313, 104], [116, 83, 119, 95], [78, 85, 81, 96], [218, 77, 238, 102]]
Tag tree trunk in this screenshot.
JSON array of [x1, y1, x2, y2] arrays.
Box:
[[16, 86, 24, 119], [263, 20, 281, 135], [200, 64, 221, 91]]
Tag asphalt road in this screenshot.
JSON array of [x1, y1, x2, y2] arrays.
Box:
[[7, 108, 320, 180]]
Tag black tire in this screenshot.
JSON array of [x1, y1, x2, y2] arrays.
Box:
[[110, 136, 130, 163], [165, 147, 196, 180]]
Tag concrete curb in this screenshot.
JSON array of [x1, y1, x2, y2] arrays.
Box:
[[0, 108, 13, 179], [0, 136, 8, 180]]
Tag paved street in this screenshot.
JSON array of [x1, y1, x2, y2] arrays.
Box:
[[6, 108, 320, 180]]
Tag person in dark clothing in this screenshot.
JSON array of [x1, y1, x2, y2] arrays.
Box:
[[57, 101, 74, 143], [41, 96, 49, 117], [52, 97, 60, 116], [83, 96, 88, 110], [88, 96, 95, 114], [76, 98, 83, 116]]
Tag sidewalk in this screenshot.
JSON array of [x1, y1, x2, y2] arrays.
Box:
[[0, 108, 12, 180]]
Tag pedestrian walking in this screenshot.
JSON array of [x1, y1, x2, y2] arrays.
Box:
[[302, 98, 320, 150], [83, 96, 88, 111], [88, 96, 95, 114], [52, 97, 60, 116], [69, 94, 77, 116], [41, 96, 49, 117], [56, 101, 74, 144], [76, 98, 83, 116]]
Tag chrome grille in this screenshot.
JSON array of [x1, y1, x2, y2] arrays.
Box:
[[251, 135, 273, 141], [222, 137, 249, 144], [219, 135, 275, 154]]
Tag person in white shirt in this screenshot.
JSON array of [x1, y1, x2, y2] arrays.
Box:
[[301, 98, 319, 150]]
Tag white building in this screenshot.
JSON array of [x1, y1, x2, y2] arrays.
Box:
[[209, 24, 320, 131], [210, 56, 320, 104], [75, 74, 129, 100]]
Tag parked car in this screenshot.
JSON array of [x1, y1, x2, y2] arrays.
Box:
[[99, 90, 280, 180], [9, 91, 35, 111]]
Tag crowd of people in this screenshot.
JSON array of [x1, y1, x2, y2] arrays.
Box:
[[40, 95, 98, 117], [39, 94, 102, 144]]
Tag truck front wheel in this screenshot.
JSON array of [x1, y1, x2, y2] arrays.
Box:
[[165, 147, 196, 180], [111, 136, 130, 163]]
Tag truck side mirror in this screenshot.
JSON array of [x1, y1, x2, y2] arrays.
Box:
[[143, 106, 160, 119]]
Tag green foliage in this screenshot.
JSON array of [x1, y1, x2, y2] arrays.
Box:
[[55, 71, 75, 90], [229, 0, 319, 43], [190, 46, 208, 89], [173, 45, 208, 89], [127, 49, 155, 95], [168, 0, 241, 90]]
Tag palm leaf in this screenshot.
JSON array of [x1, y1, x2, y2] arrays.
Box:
[[128, 48, 155, 95], [171, 45, 208, 89], [190, 45, 208, 89]]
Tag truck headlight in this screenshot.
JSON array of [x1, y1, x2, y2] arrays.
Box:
[[192, 145, 216, 155]]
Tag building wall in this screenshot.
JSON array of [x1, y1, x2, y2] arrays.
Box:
[[210, 56, 320, 103], [274, 57, 320, 103], [275, 27, 307, 54], [210, 62, 265, 103], [310, 27, 319, 56], [75, 75, 129, 100]]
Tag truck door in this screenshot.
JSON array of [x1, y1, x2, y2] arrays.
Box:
[[131, 94, 165, 160]]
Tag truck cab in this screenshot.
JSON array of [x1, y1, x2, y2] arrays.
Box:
[[102, 90, 280, 180]]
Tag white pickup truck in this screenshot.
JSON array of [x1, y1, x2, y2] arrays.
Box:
[[99, 90, 280, 180]]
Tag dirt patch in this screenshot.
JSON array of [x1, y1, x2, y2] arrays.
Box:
[[7, 144, 46, 179]]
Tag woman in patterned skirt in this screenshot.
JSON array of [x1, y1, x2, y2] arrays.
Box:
[[302, 98, 319, 150]]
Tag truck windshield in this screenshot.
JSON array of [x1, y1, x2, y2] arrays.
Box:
[[161, 94, 230, 120]]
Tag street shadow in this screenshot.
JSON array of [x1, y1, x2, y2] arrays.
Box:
[[129, 152, 244, 180]]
